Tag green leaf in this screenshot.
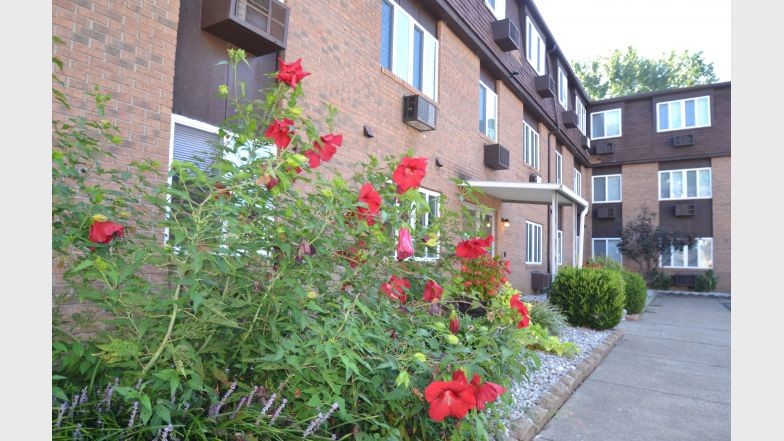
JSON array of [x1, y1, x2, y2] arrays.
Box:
[[154, 403, 172, 424], [71, 259, 93, 273], [140, 395, 153, 424], [190, 291, 204, 312]]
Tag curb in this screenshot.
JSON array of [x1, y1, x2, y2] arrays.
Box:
[[654, 290, 731, 299], [498, 328, 625, 441]]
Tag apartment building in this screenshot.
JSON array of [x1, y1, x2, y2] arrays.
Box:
[[52, 0, 730, 294]]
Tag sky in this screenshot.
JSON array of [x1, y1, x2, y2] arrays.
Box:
[[533, 0, 731, 82]]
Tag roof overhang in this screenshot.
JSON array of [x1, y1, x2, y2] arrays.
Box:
[[463, 181, 589, 208]]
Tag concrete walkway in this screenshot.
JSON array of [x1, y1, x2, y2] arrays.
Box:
[[535, 294, 730, 441]]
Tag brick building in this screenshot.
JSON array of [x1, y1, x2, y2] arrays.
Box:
[[52, 0, 731, 293]]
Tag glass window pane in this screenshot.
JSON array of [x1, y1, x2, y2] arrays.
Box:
[[685, 99, 696, 127], [696, 97, 709, 126], [699, 169, 711, 197], [594, 239, 607, 258], [591, 113, 605, 138], [479, 85, 486, 134], [607, 176, 621, 201], [669, 101, 682, 129], [380, 1, 393, 69], [672, 171, 684, 198], [606, 110, 620, 136], [412, 28, 423, 90], [687, 170, 697, 197], [487, 92, 497, 141], [671, 245, 684, 267], [392, 9, 410, 81], [699, 239, 713, 268], [688, 243, 699, 267], [658, 103, 669, 130], [608, 239, 622, 263], [536, 226, 542, 262], [422, 33, 437, 99], [660, 172, 670, 199], [594, 177, 606, 202]]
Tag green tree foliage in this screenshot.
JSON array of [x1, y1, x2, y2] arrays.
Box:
[[572, 47, 719, 100]]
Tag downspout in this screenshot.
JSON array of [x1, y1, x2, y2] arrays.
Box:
[[578, 204, 588, 268]]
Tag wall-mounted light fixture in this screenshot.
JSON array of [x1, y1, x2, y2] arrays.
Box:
[[501, 218, 510, 228]]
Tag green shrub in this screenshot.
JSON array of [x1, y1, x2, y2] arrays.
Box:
[[587, 256, 624, 272], [548, 267, 626, 330], [622, 271, 647, 314], [529, 301, 568, 336], [694, 270, 718, 292], [648, 270, 672, 290]]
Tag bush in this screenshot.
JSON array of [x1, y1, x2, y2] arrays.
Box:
[[548, 267, 626, 330], [529, 301, 568, 336], [694, 270, 718, 292], [587, 256, 624, 272], [648, 270, 672, 290], [622, 271, 647, 314]]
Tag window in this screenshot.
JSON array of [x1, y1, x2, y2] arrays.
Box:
[[593, 238, 622, 263], [464, 205, 496, 256], [380, 0, 439, 100], [479, 81, 498, 141], [657, 96, 710, 132], [523, 121, 540, 169], [410, 188, 441, 260], [663, 238, 713, 269], [575, 95, 586, 134], [526, 221, 543, 264], [590, 108, 622, 139], [557, 66, 568, 109], [525, 17, 546, 75], [485, 0, 505, 20], [555, 151, 563, 184], [573, 168, 582, 196], [556, 230, 563, 265], [592, 174, 622, 203], [659, 168, 712, 200]]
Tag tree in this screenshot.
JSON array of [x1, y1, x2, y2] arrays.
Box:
[[617, 207, 694, 281], [572, 47, 719, 100]]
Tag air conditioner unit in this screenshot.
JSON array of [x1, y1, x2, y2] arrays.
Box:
[[562, 110, 579, 129], [534, 75, 556, 99], [491, 18, 520, 52], [581, 135, 591, 149], [529, 173, 542, 183], [484, 144, 510, 170], [595, 206, 616, 219], [402, 95, 437, 131], [201, 0, 289, 56], [671, 134, 695, 147], [531, 272, 551, 293], [595, 142, 614, 155], [674, 203, 696, 217]]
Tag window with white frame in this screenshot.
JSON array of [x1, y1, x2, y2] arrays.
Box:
[[573, 168, 582, 196], [557, 65, 568, 109], [593, 238, 622, 263], [523, 121, 540, 169], [525, 17, 546, 75], [555, 151, 563, 184], [656, 96, 710, 132], [663, 238, 713, 269], [464, 205, 496, 256], [659, 168, 712, 200], [479, 81, 498, 141], [592, 174, 622, 203], [575, 95, 586, 134], [526, 221, 543, 264], [556, 230, 563, 265], [411, 188, 441, 260], [380, 0, 439, 100], [484, 0, 505, 20], [590, 108, 622, 139]]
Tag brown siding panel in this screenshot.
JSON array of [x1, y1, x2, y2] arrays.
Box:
[[659, 199, 713, 237]]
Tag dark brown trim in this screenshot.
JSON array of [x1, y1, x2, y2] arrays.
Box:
[[592, 82, 731, 105], [591, 153, 730, 168]]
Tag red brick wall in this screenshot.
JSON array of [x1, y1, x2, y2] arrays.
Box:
[[711, 156, 731, 292]]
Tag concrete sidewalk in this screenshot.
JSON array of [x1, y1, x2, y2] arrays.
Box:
[[535, 294, 730, 441]]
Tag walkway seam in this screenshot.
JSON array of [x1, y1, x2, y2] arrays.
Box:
[[585, 378, 731, 406]]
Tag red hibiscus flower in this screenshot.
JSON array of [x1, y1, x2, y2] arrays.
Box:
[[469, 374, 506, 410], [357, 182, 381, 225], [397, 227, 414, 260], [423, 279, 443, 303], [392, 157, 427, 194], [449, 311, 459, 334], [264, 118, 294, 149], [510, 294, 530, 328], [424, 370, 477, 422], [275, 57, 311, 88], [88, 220, 124, 244], [305, 133, 342, 169], [455, 235, 494, 259], [380, 275, 410, 304]]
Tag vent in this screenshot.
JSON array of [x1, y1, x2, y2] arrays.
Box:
[[671, 134, 695, 147], [595, 207, 616, 219], [562, 110, 578, 129], [534, 75, 556, 98], [201, 0, 289, 56], [402, 95, 437, 131], [594, 142, 615, 155], [484, 144, 510, 170], [674, 203, 696, 217], [528, 173, 542, 183], [531, 272, 551, 293], [581, 135, 591, 149], [491, 18, 520, 52], [672, 274, 697, 287]]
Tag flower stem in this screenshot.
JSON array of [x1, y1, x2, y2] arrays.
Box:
[[142, 284, 181, 375]]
